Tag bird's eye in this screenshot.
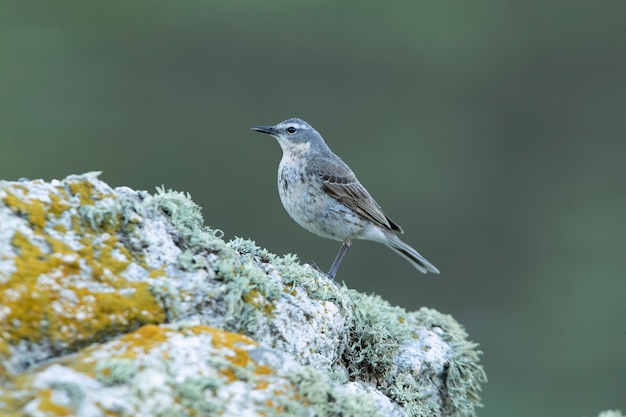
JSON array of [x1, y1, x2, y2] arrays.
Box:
[[286, 126, 297, 134]]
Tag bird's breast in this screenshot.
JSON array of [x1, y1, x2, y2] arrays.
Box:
[[276, 158, 365, 241], [277, 158, 315, 206]]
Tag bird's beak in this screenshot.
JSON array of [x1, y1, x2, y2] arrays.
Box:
[[250, 125, 276, 135]]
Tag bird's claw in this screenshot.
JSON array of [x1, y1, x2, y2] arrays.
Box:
[[304, 260, 328, 275], [305, 260, 322, 271]]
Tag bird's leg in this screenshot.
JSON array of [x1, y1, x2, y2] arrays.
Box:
[[327, 238, 351, 279]]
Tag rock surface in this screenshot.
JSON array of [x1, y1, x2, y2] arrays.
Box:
[[0, 173, 486, 417]]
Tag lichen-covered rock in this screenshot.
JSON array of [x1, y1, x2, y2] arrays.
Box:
[[0, 173, 486, 417], [20, 324, 387, 417]]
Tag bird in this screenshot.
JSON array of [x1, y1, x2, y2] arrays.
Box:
[[251, 118, 439, 279]]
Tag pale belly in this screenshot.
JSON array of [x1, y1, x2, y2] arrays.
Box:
[[277, 163, 365, 241]]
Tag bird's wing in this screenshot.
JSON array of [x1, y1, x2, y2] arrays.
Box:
[[308, 157, 403, 233]]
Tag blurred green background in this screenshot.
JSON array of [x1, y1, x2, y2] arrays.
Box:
[[1, 1, 625, 415]]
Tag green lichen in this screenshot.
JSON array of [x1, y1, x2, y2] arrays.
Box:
[[289, 367, 383, 417], [174, 376, 223, 414], [410, 308, 487, 417], [228, 236, 277, 264], [150, 187, 228, 255], [214, 255, 281, 332], [149, 230, 286, 334], [388, 372, 439, 416], [340, 291, 410, 379], [95, 358, 138, 386]]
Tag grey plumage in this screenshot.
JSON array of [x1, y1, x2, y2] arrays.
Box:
[[251, 117, 439, 278]]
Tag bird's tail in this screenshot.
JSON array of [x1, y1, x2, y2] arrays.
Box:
[[385, 234, 440, 274]]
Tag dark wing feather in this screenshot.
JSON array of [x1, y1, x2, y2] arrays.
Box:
[[307, 157, 403, 233]]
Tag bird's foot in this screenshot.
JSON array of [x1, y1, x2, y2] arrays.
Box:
[[304, 260, 323, 272]]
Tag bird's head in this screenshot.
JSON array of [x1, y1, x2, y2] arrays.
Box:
[[251, 118, 325, 154]]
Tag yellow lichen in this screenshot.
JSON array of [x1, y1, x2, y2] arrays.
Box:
[[0, 185, 166, 368], [67, 180, 99, 206], [48, 190, 72, 217], [33, 389, 72, 416], [118, 324, 170, 355], [149, 268, 167, 278], [242, 289, 276, 316], [52, 224, 67, 233], [2, 192, 47, 229], [283, 287, 298, 297], [90, 235, 132, 275], [265, 398, 287, 414], [205, 327, 273, 384], [10, 183, 28, 193]]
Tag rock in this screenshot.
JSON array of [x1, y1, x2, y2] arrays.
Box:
[[0, 173, 486, 417]]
